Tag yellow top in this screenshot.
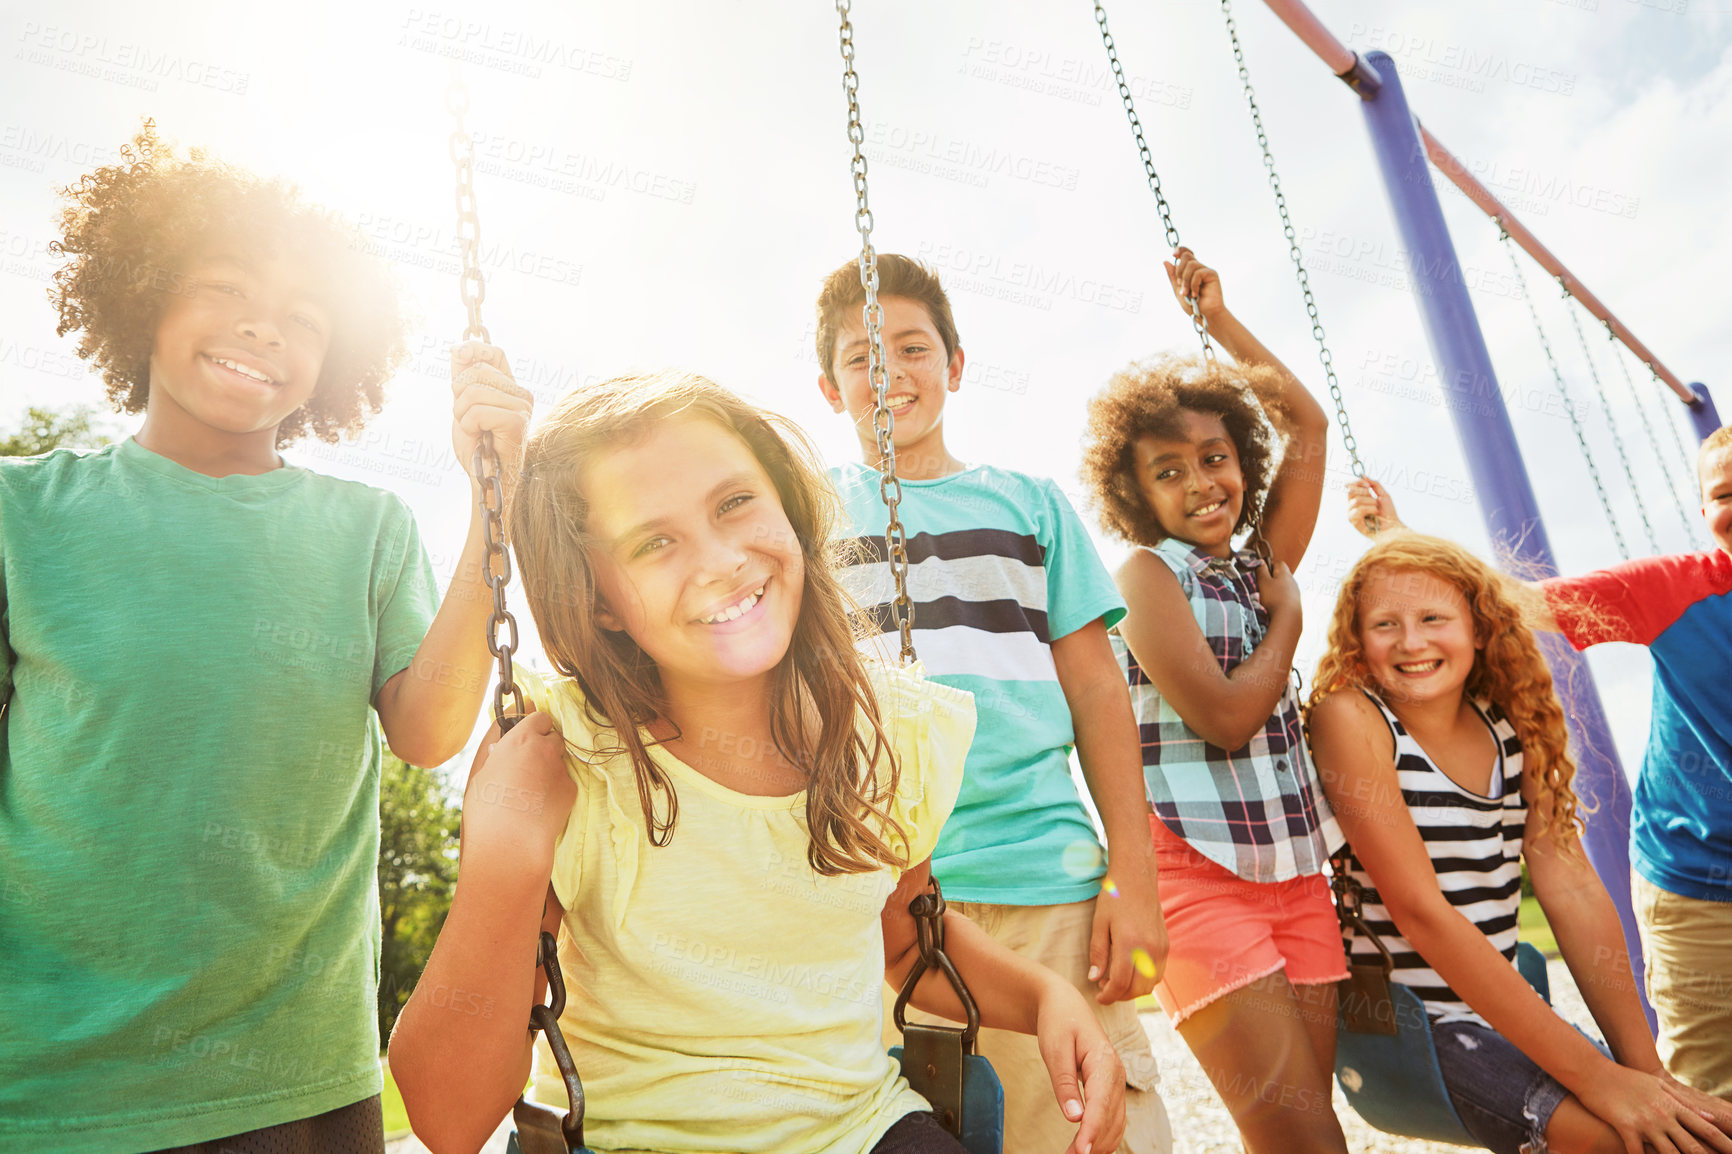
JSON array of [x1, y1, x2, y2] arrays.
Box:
[[518, 662, 976, 1154]]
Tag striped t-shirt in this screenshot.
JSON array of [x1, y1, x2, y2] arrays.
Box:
[[830, 462, 1125, 906], [1343, 690, 1527, 1027]]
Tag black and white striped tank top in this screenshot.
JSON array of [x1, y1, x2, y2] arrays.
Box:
[[1344, 690, 1526, 1027]]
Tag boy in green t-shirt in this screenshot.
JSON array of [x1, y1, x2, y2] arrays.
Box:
[[0, 123, 527, 1153], [814, 255, 1173, 1154]]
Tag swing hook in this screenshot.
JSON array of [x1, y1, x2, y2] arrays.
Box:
[[892, 878, 981, 1047], [513, 930, 587, 1153]]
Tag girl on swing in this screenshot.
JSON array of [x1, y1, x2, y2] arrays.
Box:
[[389, 371, 1128, 1154], [1080, 249, 1350, 1153], [1303, 478, 1732, 1154]]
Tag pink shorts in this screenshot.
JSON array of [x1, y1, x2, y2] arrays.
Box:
[[1149, 816, 1348, 1024]]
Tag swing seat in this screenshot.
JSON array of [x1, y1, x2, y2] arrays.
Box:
[[505, 1041, 1002, 1154], [505, 1097, 594, 1154], [1335, 940, 1551, 1146], [891, 1037, 1005, 1154]]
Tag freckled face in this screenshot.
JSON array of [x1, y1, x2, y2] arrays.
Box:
[[582, 417, 805, 692], [1134, 410, 1244, 556], [1356, 568, 1481, 706]]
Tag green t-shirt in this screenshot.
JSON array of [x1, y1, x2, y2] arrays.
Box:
[[0, 439, 438, 1152], [831, 463, 1127, 905]]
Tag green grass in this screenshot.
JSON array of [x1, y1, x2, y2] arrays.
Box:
[[1520, 894, 1559, 958], [380, 1059, 411, 1139]]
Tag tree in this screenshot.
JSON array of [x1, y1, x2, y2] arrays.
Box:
[[377, 750, 461, 1042], [0, 404, 112, 457]]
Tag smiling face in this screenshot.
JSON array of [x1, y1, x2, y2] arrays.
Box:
[[1133, 409, 1245, 556], [1699, 446, 1732, 556], [582, 416, 806, 696], [147, 250, 332, 442], [1356, 566, 1482, 706], [819, 294, 963, 466]]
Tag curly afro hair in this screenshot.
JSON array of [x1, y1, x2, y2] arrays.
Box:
[[1080, 353, 1293, 547], [50, 121, 409, 447]]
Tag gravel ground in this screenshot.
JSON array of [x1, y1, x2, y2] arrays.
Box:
[[1144, 955, 1589, 1154], [388, 955, 1589, 1153]]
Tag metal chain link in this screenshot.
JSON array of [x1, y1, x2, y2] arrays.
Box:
[[1092, 0, 1216, 363], [837, 0, 914, 665], [1499, 229, 1629, 560], [1219, 0, 1364, 479], [1558, 277, 1661, 555], [1651, 357, 1701, 485], [448, 66, 525, 732], [1602, 326, 1701, 547]]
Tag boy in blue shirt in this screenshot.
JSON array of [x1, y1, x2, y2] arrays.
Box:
[[814, 255, 1172, 1153]]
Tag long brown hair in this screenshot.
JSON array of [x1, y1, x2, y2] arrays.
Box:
[[508, 370, 907, 875], [1307, 533, 1582, 850]]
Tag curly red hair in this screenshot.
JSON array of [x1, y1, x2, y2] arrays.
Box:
[[1307, 533, 1583, 850], [49, 121, 408, 446]]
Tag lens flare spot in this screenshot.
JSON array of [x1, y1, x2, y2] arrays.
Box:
[[1101, 876, 1120, 898], [1132, 948, 1156, 978], [1061, 839, 1105, 879]]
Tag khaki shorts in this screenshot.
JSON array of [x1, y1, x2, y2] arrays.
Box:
[[887, 896, 1174, 1154], [1633, 873, 1732, 1098]]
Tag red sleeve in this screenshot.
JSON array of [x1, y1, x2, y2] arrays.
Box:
[[1541, 551, 1732, 649]]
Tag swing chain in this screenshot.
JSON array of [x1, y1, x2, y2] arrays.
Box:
[[892, 877, 982, 1048], [1329, 848, 1394, 977], [1650, 359, 1707, 548], [837, 0, 915, 664], [1091, 0, 1216, 363], [1219, 0, 1365, 479], [1651, 358, 1704, 500], [524, 930, 587, 1150], [1557, 276, 1662, 555], [1497, 224, 1630, 561], [447, 72, 489, 346], [448, 67, 525, 732], [1600, 318, 1701, 547]]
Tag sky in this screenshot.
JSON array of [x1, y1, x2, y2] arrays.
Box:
[[3, 0, 1729, 783]]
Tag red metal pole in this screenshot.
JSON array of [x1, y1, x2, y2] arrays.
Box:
[[1420, 128, 1695, 403]]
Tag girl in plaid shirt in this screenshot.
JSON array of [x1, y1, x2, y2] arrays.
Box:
[[1081, 249, 1348, 1154]]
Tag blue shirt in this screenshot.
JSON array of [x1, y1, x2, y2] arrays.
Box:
[[1544, 551, 1732, 901]]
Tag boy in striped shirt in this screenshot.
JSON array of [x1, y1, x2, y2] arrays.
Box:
[[814, 255, 1172, 1154]]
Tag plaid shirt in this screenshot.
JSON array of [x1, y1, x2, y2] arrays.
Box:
[[1113, 538, 1341, 883]]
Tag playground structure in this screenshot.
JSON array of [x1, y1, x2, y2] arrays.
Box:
[[1257, 0, 1717, 1020], [446, 3, 1717, 1149]]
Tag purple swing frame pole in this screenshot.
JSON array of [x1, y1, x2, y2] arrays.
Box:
[[1690, 383, 1722, 443], [1354, 51, 1651, 1025]]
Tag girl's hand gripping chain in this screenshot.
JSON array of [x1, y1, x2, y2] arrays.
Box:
[[1164, 246, 1225, 325], [461, 709, 575, 866], [1346, 476, 1405, 539], [1255, 556, 1302, 619], [452, 340, 535, 503]]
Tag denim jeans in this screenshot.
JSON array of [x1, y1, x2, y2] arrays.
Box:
[[1432, 1018, 1604, 1154]]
